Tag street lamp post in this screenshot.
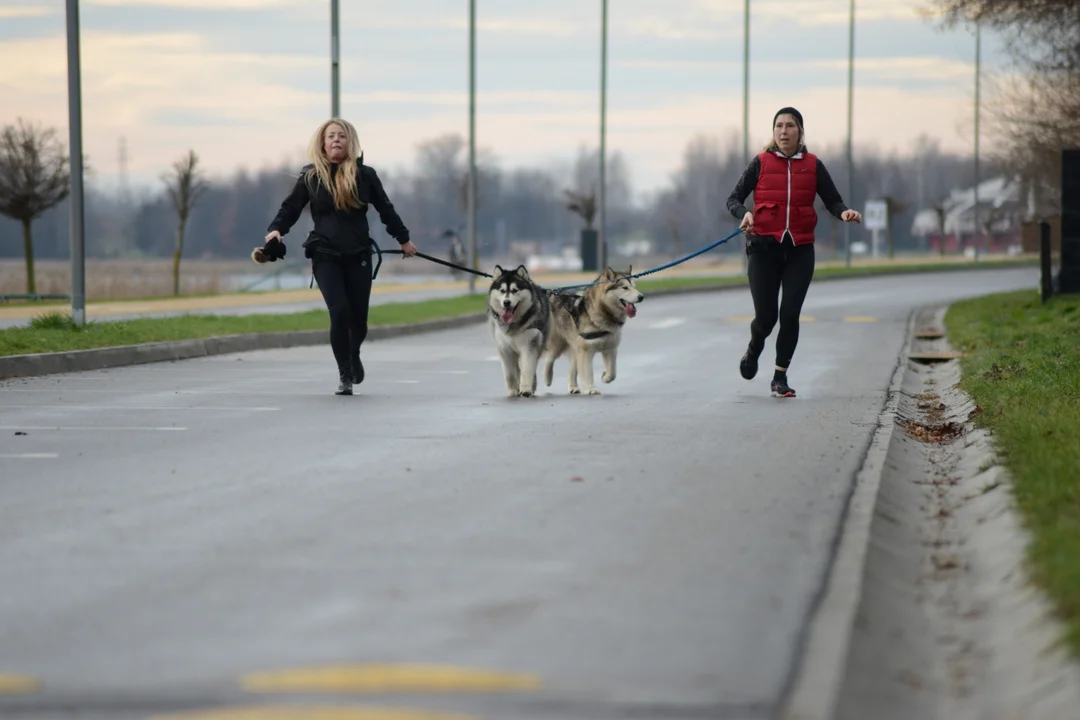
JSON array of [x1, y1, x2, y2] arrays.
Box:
[[65, 0, 86, 327], [331, 0, 340, 117], [973, 23, 981, 261], [598, 0, 608, 270], [844, 0, 854, 267], [466, 0, 478, 293], [742, 0, 749, 167]]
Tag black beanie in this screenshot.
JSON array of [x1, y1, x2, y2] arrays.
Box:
[[773, 106, 804, 131]]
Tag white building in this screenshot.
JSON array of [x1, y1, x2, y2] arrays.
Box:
[[911, 175, 1025, 237]]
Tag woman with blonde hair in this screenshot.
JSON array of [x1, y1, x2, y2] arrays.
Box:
[[726, 107, 861, 398], [265, 118, 418, 395]]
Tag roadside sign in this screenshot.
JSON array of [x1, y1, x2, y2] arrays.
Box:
[[864, 199, 888, 231]]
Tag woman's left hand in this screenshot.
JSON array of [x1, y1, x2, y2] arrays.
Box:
[[841, 210, 862, 223], [400, 241, 419, 257]]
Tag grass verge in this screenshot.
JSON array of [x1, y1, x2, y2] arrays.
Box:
[[0, 257, 1037, 358], [944, 289, 1080, 655], [0, 295, 487, 357]]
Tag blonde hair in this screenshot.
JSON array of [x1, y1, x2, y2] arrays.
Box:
[[304, 118, 364, 211]]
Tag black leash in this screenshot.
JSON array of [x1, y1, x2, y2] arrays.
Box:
[[370, 239, 492, 281]]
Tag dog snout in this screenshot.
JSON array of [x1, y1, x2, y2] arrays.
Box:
[[636, 293, 645, 302], [502, 299, 512, 308]]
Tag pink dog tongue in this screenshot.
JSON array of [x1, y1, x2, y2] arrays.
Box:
[[625, 303, 637, 318], [501, 308, 515, 324]]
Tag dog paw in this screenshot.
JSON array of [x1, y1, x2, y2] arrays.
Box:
[[586, 388, 601, 396], [602, 372, 615, 383], [518, 389, 533, 398], [569, 388, 581, 395]]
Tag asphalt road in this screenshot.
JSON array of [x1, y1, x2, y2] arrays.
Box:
[[0, 268, 1037, 720]]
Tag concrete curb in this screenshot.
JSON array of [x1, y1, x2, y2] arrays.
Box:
[[778, 310, 914, 720], [0, 312, 487, 380]]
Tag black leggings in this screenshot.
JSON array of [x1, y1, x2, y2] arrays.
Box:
[[312, 253, 373, 375], [746, 233, 815, 369]]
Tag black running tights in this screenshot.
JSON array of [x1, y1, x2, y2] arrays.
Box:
[[312, 253, 373, 375], [746, 234, 815, 369]]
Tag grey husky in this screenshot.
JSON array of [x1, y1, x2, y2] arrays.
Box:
[[487, 265, 552, 397], [543, 266, 644, 395]]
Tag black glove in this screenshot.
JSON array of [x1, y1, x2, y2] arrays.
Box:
[[252, 237, 287, 264]]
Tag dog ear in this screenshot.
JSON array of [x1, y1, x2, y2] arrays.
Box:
[[515, 265, 530, 280], [602, 267, 615, 279]]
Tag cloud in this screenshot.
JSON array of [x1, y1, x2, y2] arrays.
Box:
[[0, 0, 995, 198], [0, 5, 55, 18], [84, 0, 308, 8], [693, 0, 938, 27], [812, 56, 975, 82]]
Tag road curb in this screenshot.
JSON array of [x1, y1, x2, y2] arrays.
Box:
[[778, 309, 914, 720], [0, 312, 487, 380]]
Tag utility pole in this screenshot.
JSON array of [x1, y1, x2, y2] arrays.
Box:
[[844, 0, 855, 267], [973, 23, 981, 261], [742, 0, 750, 167], [65, 0, 86, 327], [466, 0, 478, 292], [331, 0, 340, 117], [741, 0, 750, 270], [598, 0, 609, 270]]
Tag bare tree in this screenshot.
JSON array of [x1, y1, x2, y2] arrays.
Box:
[[564, 188, 597, 229], [0, 119, 71, 294], [163, 150, 208, 296], [928, 0, 1080, 208]]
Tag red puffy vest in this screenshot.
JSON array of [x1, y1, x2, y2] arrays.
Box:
[[752, 150, 819, 245]]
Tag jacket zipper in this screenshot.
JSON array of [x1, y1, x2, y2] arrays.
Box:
[[784, 158, 792, 242]]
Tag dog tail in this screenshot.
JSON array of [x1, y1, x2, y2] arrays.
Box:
[[251, 247, 267, 264]]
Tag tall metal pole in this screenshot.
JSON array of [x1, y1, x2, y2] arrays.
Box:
[[741, 0, 750, 271], [65, 0, 86, 327], [330, 0, 340, 117], [598, 0, 608, 270], [466, 0, 478, 293], [742, 0, 750, 167], [844, 0, 855, 267], [973, 23, 981, 261]]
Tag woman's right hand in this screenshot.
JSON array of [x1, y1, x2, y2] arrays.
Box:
[[740, 212, 754, 232], [265, 230, 282, 244]]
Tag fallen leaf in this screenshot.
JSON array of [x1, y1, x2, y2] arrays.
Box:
[[571, 476, 584, 482], [14, 431, 26, 436]]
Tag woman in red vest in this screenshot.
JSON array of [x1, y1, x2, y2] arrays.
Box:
[[726, 107, 862, 398]]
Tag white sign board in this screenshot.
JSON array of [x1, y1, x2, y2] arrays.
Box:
[[864, 199, 888, 231]]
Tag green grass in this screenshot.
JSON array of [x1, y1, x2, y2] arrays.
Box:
[[0, 295, 488, 357], [631, 257, 1036, 293], [944, 289, 1080, 655], [0, 257, 1038, 359]]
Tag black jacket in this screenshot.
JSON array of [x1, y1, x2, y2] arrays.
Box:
[[267, 160, 410, 257], [726, 154, 849, 221]]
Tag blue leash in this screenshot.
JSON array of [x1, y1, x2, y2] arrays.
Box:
[[549, 227, 745, 293], [367, 226, 744, 290]]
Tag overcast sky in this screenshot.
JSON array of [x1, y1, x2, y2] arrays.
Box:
[[1, 0, 1009, 200]]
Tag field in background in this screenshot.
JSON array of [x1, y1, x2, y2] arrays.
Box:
[[0, 251, 1031, 303]]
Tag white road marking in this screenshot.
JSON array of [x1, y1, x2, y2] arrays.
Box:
[[0, 426, 186, 432], [0, 453, 59, 459], [0, 405, 280, 412], [397, 380, 421, 384], [648, 318, 686, 330]]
